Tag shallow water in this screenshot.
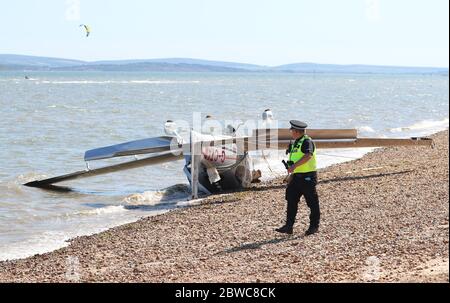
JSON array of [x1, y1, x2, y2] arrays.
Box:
[[0, 71, 448, 260]]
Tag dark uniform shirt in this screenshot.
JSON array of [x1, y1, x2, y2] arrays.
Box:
[[300, 137, 315, 155]]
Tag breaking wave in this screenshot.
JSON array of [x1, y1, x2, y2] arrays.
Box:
[[390, 118, 449, 135], [122, 184, 190, 206], [36, 80, 201, 85], [357, 126, 376, 134]]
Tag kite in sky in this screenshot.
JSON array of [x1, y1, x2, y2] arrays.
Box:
[[79, 24, 91, 37]]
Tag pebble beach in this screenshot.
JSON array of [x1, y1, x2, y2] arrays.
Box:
[[0, 130, 448, 283]]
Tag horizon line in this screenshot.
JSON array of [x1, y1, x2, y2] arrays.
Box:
[[1, 53, 449, 69]]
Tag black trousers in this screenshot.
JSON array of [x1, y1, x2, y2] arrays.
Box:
[[285, 172, 320, 229]]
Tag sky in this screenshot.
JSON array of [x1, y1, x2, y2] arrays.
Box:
[[0, 0, 448, 67]]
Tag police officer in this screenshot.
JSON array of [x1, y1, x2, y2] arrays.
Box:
[[276, 120, 321, 236]]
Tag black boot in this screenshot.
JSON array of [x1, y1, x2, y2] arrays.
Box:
[[305, 226, 319, 236], [212, 181, 222, 192], [275, 225, 293, 235]]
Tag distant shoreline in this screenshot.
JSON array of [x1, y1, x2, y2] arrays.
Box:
[[1, 70, 449, 77], [1, 54, 448, 74]]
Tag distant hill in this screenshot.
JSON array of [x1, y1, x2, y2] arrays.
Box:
[[0, 54, 84, 69], [0, 54, 448, 74], [92, 58, 267, 71], [273, 62, 449, 74], [51, 62, 249, 73]]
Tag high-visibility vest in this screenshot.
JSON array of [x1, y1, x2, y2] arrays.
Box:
[[289, 135, 317, 174]]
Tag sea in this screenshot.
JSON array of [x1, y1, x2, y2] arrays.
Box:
[[0, 71, 448, 261]]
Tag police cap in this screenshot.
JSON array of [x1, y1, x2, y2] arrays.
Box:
[[289, 120, 308, 130]]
